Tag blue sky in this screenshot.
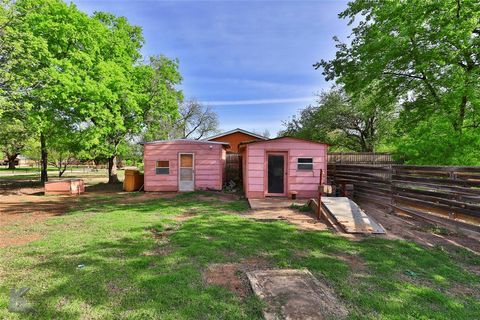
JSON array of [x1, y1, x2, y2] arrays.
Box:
[[73, 0, 350, 136]]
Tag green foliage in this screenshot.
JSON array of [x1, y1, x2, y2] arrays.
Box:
[[317, 0, 480, 164], [281, 87, 395, 152], [0, 110, 34, 166], [0, 0, 183, 181], [142, 55, 184, 141]]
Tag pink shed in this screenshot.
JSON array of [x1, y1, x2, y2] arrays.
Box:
[[239, 137, 327, 199], [142, 139, 228, 192]]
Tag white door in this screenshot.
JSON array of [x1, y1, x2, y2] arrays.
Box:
[[179, 153, 194, 191]]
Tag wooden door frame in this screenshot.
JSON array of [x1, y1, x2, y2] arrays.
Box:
[[264, 151, 288, 197], [178, 152, 195, 191]]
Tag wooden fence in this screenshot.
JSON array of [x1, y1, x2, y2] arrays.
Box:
[[328, 164, 480, 233], [328, 152, 399, 164], [226, 153, 242, 183]]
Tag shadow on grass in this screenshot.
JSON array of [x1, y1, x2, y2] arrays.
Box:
[[1, 192, 479, 319]]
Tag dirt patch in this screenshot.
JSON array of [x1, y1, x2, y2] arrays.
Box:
[[0, 180, 184, 248], [106, 280, 132, 296], [243, 208, 330, 232], [170, 210, 198, 222], [0, 233, 42, 248], [360, 203, 480, 255], [448, 282, 480, 299], [150, 225, 178, 239], [195, 192, 241, 202], [203, 257, 271, 298], [143, 224, 182, 257], [0, 190, 73, 247], [337, 253, 369, 283], [56, 297, 69, 311], [116, 192, 179, 203]]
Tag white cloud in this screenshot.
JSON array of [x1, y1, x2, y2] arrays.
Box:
[[202, 97, 313, 106]]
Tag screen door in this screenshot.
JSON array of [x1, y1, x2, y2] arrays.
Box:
[[179, 153, 194, 191], [267, 153, 285, 195]]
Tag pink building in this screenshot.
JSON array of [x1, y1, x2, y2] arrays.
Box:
[[142, 139, 228, 192], [239, 137, 328, 199]]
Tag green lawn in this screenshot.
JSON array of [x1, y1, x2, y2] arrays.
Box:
[[0, 170, 123, 184], [0, 192, 479, 319]]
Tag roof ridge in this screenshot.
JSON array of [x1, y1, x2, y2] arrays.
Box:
[[204, 128, 269, 141]]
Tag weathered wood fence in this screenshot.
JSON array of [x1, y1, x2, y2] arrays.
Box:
[[328, 164, 480, 233], [226, 153, 242, 183], [328, 152, 400, 164]]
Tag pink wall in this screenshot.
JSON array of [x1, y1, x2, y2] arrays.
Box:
[[45, 179, 85, 195], [242, 137, 327, 199], [143, 140, 226, 192]]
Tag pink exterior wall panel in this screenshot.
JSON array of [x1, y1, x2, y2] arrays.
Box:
[[44, 179, 85, 196], [241, 137, 327, 199], [143, 140, 226, 192]]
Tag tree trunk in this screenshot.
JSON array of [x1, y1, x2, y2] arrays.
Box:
[[7, 153, 18, 169], [40, 132, 48, 183], [108, 155, 119, 184], [58, 164, 66, 177], [455, 95, 467, 132]]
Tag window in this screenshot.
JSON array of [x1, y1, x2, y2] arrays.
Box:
[[156, 161, 169, 174], [297, 158, 313, 170]]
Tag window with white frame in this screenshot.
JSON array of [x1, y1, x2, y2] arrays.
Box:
[[297, 158, 313, 170], [156, 161, 169, 174]]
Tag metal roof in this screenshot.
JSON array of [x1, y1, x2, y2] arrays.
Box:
[[140, 139, 230, 146], [204, 128, 269, 141], [238, 136, 329, 147]]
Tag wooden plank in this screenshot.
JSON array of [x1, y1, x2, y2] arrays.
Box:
[[393, 194, 480, 218], [392, 179, 480, 195], [329, 164, 391, 172], [332, 170, 390, 180], [392, 174, 480, 188], [391, 185, 479, 200], [321, 197, 386, 234], [392, 205, 480, 234], [393, 165, 480, 172], [392, 188, 480, 212]]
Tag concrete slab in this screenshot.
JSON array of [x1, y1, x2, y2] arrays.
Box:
[[322, 197, 386, 234], [248, 198, 307, 209], [247, 269, 348, 320]]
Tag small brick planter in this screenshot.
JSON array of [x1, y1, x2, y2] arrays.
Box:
[[44, 179, 85, 196]]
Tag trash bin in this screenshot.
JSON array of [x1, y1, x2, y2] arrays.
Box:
[[123, 169, 144, 192]]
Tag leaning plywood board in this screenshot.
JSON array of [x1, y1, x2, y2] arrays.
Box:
[[322, 197, 386, 234], [247, 269, 348, 320]]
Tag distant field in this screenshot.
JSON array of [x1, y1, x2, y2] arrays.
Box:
[[0, 169, 125, 191]]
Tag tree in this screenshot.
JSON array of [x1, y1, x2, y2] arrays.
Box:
[[251, 129, 271, 138], [0, 110, 33, 169], [176, 100, 219, 140], [142, 55, 183, 141], [2, 1, 183, 184], [317, 0, 480, 164], [2, 0, 111, 182], [144, 99, 218, 141], [281, 88, 394, 152], [83, 28, 182, 183], [47, 125, 82, 177]]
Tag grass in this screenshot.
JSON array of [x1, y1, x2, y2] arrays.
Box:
[[0, 191, 479, 319], [0, 170, 124, 185], [289, 202, 312, 212]]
